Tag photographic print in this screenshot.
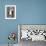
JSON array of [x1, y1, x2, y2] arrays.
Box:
[[18, 24, 46, 46], [5, 5, 16, 19]]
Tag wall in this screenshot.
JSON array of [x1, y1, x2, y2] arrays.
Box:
[[0, 0, 46, 44]]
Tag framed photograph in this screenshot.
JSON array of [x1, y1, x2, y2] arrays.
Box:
[[5, 5, 16, 19], [18, 24, 46, 42]]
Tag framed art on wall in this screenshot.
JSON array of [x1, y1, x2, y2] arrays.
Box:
[[18, 24, 46, 42], [5, 5, 16, 19]]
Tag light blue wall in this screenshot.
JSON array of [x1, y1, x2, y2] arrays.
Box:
[[0, 0, 46, 44]]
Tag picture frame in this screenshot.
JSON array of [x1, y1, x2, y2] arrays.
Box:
[[5, 5, 16, 19], [18, 24, 46, 42]]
